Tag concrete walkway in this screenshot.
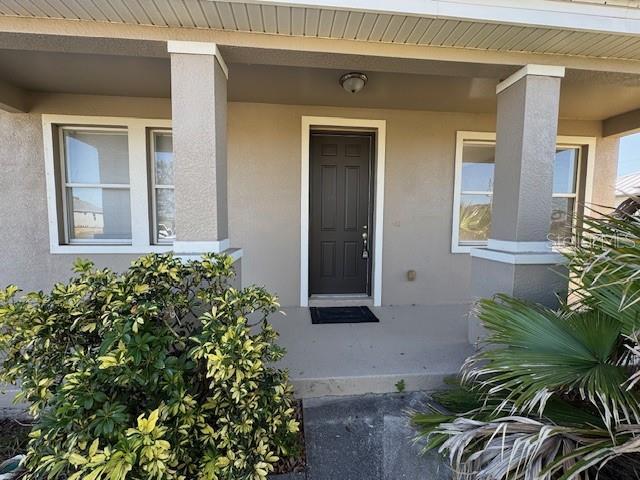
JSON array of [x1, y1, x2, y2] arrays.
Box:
[[272, 304, 474, 398], [301, 391, 451, 480]]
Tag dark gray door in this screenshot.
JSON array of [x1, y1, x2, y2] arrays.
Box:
[[309, 133, 373, 295]]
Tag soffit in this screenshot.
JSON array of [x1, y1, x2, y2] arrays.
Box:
[[4, 1, 640, 61]]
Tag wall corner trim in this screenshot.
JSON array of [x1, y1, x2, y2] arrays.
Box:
[[496, 64, 566, 94], [167, 41, 229, 79]]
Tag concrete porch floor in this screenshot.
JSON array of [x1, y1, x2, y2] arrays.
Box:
[[270, 304, 475, 398]]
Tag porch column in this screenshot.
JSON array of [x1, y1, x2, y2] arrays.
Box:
[[168, 41, 229, 249], [468, 65, 566, 344], [168, 41, 240, 284]]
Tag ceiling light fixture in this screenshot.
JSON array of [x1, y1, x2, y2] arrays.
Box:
[[340, 72, 368, 94]]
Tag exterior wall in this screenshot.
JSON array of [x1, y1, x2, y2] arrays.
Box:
[[226, 102, 614, 306], [0, 112, 139, 293], [591, 135, 619, 207], [0, 100, 617, 306]]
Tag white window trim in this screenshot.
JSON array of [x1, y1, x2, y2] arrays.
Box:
[[451, 131, 596, 254], [58, 126, 131, 245], [149, 128, 175, 246], [43, 114, 172, 254], [300, 116, 386, 307]]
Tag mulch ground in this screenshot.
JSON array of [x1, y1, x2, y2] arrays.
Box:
[[0, 418, 31, 463], [272, 400, 306, 475]]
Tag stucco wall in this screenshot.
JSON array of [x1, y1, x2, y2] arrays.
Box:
[[226, 102, 615, 306], [0, 102, 617, 306], [0, 112, 139, 294]]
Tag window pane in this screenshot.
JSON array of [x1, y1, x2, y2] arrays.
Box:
[[153, 132, 174, 185], [155, 188, 176, 242], [461, 143, 495, 192], [66, 187, 131, 241], [553, 148, 578, 194], [64, 129, 129, 184], [549, 197, 575, 243], [459, 194, 492, 243]]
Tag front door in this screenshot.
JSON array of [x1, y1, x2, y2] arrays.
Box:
[[309, 133, 373, 295]]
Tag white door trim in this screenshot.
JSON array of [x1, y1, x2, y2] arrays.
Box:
[[300, 116, 386, 307]]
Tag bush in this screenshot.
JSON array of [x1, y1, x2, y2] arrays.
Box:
[[0, 253, 299, 480]]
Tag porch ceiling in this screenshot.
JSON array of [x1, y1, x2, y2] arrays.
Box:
[[2, 45, 640, 120], [4, 0, 640, 62]]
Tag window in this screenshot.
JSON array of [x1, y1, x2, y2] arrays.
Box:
[[452, 132, 594, 253], [550, 146, 580, 243], [60, 127, 132, 243], [43, 115, 173, 254], [150, 130, 175, 244], [458, 141, 495, 245]]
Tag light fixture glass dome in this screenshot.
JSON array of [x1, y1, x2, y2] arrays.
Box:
[[340, 72, 368, 94]]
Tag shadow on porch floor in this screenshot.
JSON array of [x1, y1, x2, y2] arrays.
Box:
[[270, 304, 475, 398]]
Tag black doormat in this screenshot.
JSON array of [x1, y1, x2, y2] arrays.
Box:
[[310, 306, 379, 324]]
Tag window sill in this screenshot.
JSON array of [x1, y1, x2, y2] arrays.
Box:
[[453, 243, 570, 255], [49, 244, 243, 262], [452, 244, 486, 254], [50, 244, 175, 255]]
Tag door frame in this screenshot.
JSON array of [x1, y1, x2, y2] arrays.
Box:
[[300, 116, 387, 307]]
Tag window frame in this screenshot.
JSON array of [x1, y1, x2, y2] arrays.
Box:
[[43, 115, 172, 254], [58, 126, 132, 245], [149, 128, 175, 246], [451, 131, 596, 254], [550, 144, 583, 244]]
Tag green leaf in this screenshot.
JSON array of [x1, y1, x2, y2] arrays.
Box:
[[469, 296, 637, 426]]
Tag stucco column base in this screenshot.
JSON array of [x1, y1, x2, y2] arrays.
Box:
[[468, 252, 568, 345]]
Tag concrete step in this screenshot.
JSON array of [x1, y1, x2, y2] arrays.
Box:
[[290, 369, 460, 399], [273, 305, 474, 399]]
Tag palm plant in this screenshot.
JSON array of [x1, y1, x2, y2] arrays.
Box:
[[459, 202, 492, 242], [414, 199, 640, 479]]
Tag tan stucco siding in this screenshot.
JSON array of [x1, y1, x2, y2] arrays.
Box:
[[0, 112, 139, 294], [590, 135, 619, 207], [226, 102, 612, 306], [0, 102, 617, 306]]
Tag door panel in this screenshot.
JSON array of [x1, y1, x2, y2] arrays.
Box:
[[309, 134, 373, 295], [320, 165, 337, 230]]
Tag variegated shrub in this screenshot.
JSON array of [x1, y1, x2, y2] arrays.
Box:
[[0, 253, 299, 480]]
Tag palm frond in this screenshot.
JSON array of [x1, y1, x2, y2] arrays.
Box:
[[566, 210, 640, 335], [464, 295, 638, 426], [413, 206, 640, 477], [427, 415, 635, 480]]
